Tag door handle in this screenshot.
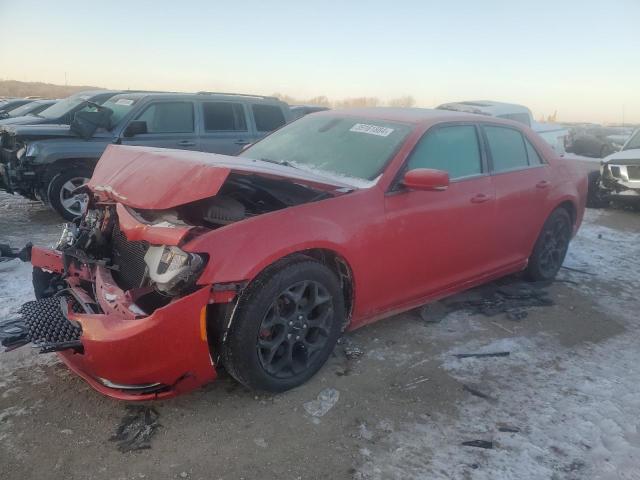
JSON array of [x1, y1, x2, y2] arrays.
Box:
[[234, 140, 250, 145], [470, 193, 491, 204], [177, 140, 195, 147], [536, 180, 551, 189]]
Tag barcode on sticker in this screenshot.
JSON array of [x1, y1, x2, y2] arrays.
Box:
[[350, 123, 394, 137]]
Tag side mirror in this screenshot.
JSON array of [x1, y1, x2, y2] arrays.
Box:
[[123, 120, 148, 138], [402, 168, 449, 191]]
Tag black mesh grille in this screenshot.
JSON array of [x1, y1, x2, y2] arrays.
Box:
[[111, 223, 150, 291], [20, 295, 82, 352]]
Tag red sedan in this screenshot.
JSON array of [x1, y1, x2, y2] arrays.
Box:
[[3, 108, 587, 399]]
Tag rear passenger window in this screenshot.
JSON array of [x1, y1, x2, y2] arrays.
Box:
[[406, 125, 482, 180], [525, 139, 543, 165], [252, 104, 286, 132], [203, 102, 247, 131], [135, 102, 194, 133], [484, 126, 528, 172]]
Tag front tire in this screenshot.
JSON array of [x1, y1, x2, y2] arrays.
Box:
[[525, 208, 572, 281], [47, 168, 92, 221], [222, 257, 344, 392]]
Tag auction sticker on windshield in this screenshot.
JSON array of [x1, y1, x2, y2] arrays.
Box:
[[115, 98, 134, 106], [350, 123, 394, 137]]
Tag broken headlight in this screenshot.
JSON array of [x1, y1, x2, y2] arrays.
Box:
[[144, 245, 205, 295]]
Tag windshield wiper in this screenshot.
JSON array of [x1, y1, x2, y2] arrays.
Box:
[[259, 158, 296, 168]]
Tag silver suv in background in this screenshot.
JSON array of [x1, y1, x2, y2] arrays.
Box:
[[0, 92, 292, 219], [437, 100, 569, 154]]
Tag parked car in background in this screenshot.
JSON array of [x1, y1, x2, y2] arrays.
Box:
[[565, 126, 632, 158], [0, 98, 33, 115], [0, 90, 120, 127], [437, 100, 569, 154], [2, 108, 587, 400], [590, 128, 640, 206], [0, 92, 292, 219], [290, 104, 330, 119], [0, 99, 58, 119]]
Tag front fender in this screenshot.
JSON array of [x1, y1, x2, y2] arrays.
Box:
[[31, 139, 110, 165], [182, 191, 375, 287]]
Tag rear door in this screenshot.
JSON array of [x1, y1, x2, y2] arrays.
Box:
[[482, 124, 552, 265], [378, 123, 499, 311], [120, 101, 199, 150], [199, 101, 252, 154]]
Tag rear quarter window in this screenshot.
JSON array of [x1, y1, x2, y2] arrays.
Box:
[[252, 104, 286, 132]]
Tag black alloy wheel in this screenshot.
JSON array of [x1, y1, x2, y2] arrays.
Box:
[[257, 280, 333, 379], [222, 258, 344, 392], [526, 208, 572, 281]]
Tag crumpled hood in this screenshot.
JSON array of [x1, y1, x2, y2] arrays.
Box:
[[88, 145, 355, 209], [603, 148, 640, 165]]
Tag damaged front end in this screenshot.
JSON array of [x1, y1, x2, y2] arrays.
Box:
[[0, 145, 348, 400], [599, 159, 640, 202], [0, 204, 217, 400]]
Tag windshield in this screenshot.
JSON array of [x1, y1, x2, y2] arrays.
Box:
[[623, 130, 640, 150], [100, 96, 141, 127], [39, 94, 90, 119], [6, 101, 40, 117], [242, 115, 412, 182]]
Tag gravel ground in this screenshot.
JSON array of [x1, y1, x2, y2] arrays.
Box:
[[0, 190, 639, 480]]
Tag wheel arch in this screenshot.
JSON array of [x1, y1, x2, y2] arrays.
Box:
[[247, 248, 355, 330], [556, 199, 577, 226]]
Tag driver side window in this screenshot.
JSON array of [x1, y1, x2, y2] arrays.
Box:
[[407, 125, 482, 180]]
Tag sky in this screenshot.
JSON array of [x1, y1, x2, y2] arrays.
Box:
[[0, 0, 638, 123]]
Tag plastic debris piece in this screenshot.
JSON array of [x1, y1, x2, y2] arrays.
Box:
[[304, 388, 340, 417], [462, 440, 493, 449], [454, 352, 510, 359]]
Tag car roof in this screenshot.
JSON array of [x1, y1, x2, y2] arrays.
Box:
[[318, 107, 511, 126], [105, 91, 284, 103]]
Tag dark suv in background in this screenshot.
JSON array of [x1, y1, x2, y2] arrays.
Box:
[[0, 92, 291, 219]]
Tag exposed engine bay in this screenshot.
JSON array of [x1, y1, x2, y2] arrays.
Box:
[[132, 173, 332, 228]]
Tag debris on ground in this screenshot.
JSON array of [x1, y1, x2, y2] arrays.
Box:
[[110, 405, 161, 452], [453, 351, 510, 359], [445, 280, 554, 320], [561, 265, 595, 275], [461, 440, 494, 449], [497, 425, 520, 433], [338, 336, 364, 360], [303, 388, 340, 417], [400, 376, 429, 391], [462, 384, 494, 401]]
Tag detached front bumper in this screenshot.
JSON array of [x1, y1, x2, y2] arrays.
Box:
[[27, 249, 218, 401]]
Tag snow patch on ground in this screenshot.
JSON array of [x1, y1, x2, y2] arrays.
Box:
[[357, 210, 640, 479]]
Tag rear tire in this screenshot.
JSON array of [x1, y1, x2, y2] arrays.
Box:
[[47, 167, 92, 221], [525, 208, 572, 282], [222, 257, 344, 392]]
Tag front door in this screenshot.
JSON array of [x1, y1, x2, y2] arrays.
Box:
[[120, 101, 200, 151], [373, 124, 499, 314]]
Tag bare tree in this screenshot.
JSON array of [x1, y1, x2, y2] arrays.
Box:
[[387, 95, 415, 108]]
